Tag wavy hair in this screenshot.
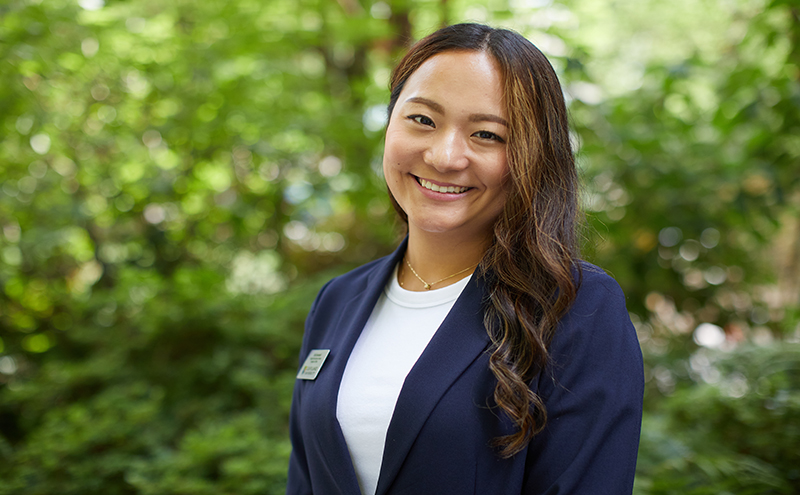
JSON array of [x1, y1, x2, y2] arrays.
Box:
[[386, 23, 581, 458]]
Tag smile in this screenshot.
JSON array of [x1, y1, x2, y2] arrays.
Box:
[[415, 176, 470, 194]]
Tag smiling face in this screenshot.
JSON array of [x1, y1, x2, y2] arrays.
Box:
[[383, 50, 509, 243]]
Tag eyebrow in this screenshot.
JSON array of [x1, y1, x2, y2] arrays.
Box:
[[469, 113, 508, 127], [405, 96, 508, 127], [405, 97, 444, 114]]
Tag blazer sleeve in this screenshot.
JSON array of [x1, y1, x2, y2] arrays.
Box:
[[522, 270, 644, 494], [286, 280, 332, 495]]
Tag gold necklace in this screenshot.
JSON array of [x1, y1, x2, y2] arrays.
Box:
[[401, 257, 479, 290]]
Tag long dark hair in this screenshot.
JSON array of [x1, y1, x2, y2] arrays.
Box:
[[387, 23, 581, 458]]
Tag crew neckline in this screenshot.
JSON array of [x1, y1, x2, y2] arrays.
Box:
[[385, 263, 472, 309]]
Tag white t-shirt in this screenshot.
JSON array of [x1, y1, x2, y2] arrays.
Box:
[[336, 265, 472, 495]]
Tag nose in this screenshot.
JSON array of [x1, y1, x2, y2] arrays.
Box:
[[423, 130, 469, 171]]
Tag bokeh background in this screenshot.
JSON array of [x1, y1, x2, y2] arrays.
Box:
[[1, 0, 798, 493]]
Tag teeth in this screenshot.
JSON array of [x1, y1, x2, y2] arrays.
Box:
[[419, 178, 468, 194]]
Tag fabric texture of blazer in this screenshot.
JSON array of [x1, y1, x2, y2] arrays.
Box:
[[287, 239, 644, 494]]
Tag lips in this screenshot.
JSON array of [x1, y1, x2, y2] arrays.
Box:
[[415, 176, 470, 194]]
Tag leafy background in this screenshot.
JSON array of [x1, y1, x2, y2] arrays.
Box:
[[0, 0, 798, 493]]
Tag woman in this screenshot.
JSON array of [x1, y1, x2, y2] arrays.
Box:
[[287, 23, 643, 495]]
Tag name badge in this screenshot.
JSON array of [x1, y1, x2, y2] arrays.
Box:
[[297, 349, 331, 380]]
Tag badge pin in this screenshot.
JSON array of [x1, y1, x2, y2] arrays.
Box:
[[297, 349, 331, 380]]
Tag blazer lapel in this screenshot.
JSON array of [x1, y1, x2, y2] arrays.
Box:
[[310, 240, 407, 492], [375, 272, 491, 495]]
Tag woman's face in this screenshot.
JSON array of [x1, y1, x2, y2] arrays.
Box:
[[383, 50, 509, 242]]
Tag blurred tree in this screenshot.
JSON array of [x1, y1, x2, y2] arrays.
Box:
[[550, 0, 800, 491], [0, 0, 406, 491], [563, 0, 799, 329]]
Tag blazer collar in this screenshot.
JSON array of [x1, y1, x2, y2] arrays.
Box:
[[375, 256, 491, 495], [316, 238, 491, 495], [311, 239, 407, 493]]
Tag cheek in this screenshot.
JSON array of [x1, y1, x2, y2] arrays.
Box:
[[381, 155, 393, 182], [382, 152, 401, 188], [487, 161, 510, 209], [382, 144, 404, 192], [487, 156, 510, 189], [382, 138, 412, 179]]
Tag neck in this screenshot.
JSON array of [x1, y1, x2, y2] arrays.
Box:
[[400, 227, 491, 291]]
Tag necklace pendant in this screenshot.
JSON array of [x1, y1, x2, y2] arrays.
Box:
[[424, 283, 431, 290]]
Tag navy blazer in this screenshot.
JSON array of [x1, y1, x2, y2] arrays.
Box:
[[287, 240, 644, 494]]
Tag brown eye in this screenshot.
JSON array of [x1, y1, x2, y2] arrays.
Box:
[[474, 130, 504, 143], [408, 115, 435, 127]]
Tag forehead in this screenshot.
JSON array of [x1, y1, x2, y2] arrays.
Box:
[[399, 50, 506, 116]]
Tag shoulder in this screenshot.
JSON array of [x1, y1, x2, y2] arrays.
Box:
[[539, 260, 644, 421], [548, 261, 642, 373], [305, 250, 399, 326], [566, 260, 636, 331], [526, 261, 643, 493], [570, 261, 629, 315], [299, 252, 397, 358], [313, 254, 393, 304], [330, 254, 392, 286], [577, 261, 626, 297]]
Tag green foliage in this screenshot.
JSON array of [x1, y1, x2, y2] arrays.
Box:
[[564, 0, 799, 325], [1, 0, 798, 493], [635, 344, 800, 494], [0, 265, 338, 494], [555, 1, 800, 491]]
